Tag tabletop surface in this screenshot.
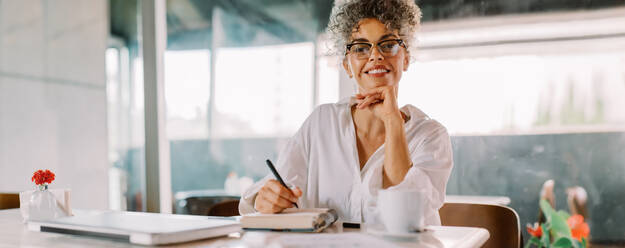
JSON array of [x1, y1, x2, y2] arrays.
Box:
[[0, 209, 489, 248]]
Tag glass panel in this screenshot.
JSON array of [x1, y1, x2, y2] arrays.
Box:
[[398, 8, 625, 244], [107, 0, 146, 212], [164, 50, 211, 140], [106, 44, 147, 212], [212, 43, 314, 138], [164, 0, 322, 215], [317, 55, 340, 105], [399, 53, 625, 134]]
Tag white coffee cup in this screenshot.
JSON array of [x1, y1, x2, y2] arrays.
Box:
[[377, 189, 427, 233]]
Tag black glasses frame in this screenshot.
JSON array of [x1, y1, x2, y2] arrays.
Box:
[[345, 39, 406, 57]]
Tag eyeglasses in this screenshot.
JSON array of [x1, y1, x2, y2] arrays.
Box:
[[346, 39, 405, 59]]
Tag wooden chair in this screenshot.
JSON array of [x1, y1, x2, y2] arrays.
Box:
[[440, 202, 521, 248], [177, 195, 240, 215], [206, 200, 240, 217], [0, 193, 20, 210]]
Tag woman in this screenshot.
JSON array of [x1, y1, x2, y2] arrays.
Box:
[[239, 0, 453, 226]]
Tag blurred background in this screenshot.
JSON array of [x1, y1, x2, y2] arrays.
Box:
[[1, 0, 624, 245]]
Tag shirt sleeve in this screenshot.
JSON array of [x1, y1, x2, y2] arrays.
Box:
[[387, 122, 453, 225], [238, 122, 310, 215]]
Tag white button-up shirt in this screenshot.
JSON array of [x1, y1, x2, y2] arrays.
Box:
[[239, 97, 453, 225]]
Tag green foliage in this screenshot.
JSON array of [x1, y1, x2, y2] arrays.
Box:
[[525, 236, 543, 248], [552, 237, 575, 248], [540, 199, 572, 239], [540, 223, 551, 247], [524, 200, 586, 248]]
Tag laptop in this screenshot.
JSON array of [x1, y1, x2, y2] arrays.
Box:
[[27, 210, 241, 245]]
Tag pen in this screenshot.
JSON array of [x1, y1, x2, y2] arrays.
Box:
[[265, 159, 299, 208]]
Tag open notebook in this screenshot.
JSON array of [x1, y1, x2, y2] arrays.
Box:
[[240, 208, 338, 232]]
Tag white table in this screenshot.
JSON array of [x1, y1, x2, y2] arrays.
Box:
[[0, 209, 489, 248]]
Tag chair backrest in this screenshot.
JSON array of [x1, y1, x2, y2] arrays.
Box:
[[177, 195, 240, 215], [0, 193, 20, 210], [206, 200, 240, 217], [439, 202, 521, 248]]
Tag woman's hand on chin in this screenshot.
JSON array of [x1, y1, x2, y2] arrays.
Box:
[[355, 85, 402, 121]]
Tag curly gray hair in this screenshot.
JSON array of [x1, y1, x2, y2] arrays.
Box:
[[326, 0, 422, 58]]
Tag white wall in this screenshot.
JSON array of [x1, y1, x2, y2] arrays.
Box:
[[0, 0, 109, 209]]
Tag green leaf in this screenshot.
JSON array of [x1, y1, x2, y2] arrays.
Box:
[[550, 215, 572, 239], [557, 210, 571, 221], [552, 237, 579, 248], [558, 210, 571, 220], [525, 237, 542, 248], [537, 199, 583, 247], [541, 223, 551, 247], [540, 199, 556, 219], [540, 202, 572, 240], [553, 237, 580, 248]]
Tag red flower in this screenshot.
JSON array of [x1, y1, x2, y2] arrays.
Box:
[[31, 169, 55, 185], [567, 214, 590, 241], [527, 222, 542, 237]]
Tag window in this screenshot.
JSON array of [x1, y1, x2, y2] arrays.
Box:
[[164, 50, 211, 140], [106, 43, 147, 211], [212, 43, 313, 138]]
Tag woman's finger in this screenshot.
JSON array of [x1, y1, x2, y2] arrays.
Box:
[[358, 94, 382, 109], [361, 86, 396, 102], [291, 187, 303, 197], [363, 99, 383, 109], [257, 188, 293, 213], [257, 195, 283, 213], [255, 194, 273, 213], [266, 180, 297, 201], [357, 95, 377, 109], [275, 196, 297, 209], [262, 190, 295, 209]]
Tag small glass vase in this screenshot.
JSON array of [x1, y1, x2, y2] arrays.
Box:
[[28, 184, 60, 221]]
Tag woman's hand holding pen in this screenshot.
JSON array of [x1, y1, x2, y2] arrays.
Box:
[[255, 180, 302, 214]]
